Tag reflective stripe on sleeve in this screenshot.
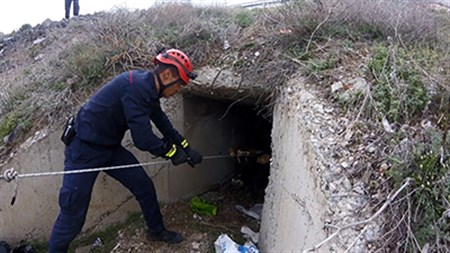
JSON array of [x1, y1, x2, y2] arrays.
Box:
[[181, 139, 189, 148], [165, 144, 177, 158]]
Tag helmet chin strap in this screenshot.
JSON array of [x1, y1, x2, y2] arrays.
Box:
[[155, 67, 182, 97]]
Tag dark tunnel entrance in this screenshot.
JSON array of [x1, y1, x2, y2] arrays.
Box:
[[227, 102, 272, 202], [183, 94, 272, 203]]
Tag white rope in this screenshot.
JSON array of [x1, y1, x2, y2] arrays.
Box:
[[0, 155, 231, 182], [0, 154, 231, 205], [2, 168, 18, 182]]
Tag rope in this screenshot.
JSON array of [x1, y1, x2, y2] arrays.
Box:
[[0, 155, 231, 181], [0, 154, 231, 206], [2, 168, 18, 182]]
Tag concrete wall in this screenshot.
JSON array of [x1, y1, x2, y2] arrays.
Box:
[[259, 82, 328, 251], [0, 93, 236, 243], [168, 94, 239, 201], [0, 128, 148, 242]]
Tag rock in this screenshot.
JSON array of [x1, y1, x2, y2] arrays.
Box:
[[331, 81, 344, 93], [365, 145, 376, 153], [192, 242, 200, 250], [74, 245, 92, 253], [34, 54, 45, 61], [32, 37, 45, 45], [339, 77, 368, 101]]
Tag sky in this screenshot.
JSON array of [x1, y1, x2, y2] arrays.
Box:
[[0, 0, 257, 35]]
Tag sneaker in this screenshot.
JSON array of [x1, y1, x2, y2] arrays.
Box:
[[147, 229, 183, 244]]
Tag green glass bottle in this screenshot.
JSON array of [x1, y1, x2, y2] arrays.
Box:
[[190, 196, 217, 216]]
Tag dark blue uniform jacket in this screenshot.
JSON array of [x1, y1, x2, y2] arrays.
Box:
[[74, 70, 183, 155]]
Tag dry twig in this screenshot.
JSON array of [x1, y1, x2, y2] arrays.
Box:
[[218, 95, 250, 121], [304, 11, 331, 54], [304, 178, 413, 252]]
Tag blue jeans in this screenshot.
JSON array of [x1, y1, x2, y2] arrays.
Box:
[[65, 0, 79, 19], [48, 138, 164, 253]]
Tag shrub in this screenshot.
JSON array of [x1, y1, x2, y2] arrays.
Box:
[[368, 43, 430, 123], [62, 42, 108, 89], [234, 10, 253, 28], [276, 0, 449, 45], [0, 112, 19, 143]]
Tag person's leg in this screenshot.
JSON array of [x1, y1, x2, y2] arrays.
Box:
[[48, 170, 98, 253], [64, 0, 72, 19], [49, 138, 104, 252], [105, 147, 164, 233], [73, 0, 79, 16], [106, 148, 182, 243]]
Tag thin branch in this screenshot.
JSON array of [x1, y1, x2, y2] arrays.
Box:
[[218, 95, 250, 121], [210, 68, 224, 89], [304, 178, 412, 253], [304, 11, 331, 54], [344, 225, 369, 253]]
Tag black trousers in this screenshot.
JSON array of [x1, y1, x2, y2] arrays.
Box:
[[65, 0, 79, 19], [48, 138, 165, 253]]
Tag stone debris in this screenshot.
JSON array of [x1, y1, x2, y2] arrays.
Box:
[[277, 76, 382, 252]]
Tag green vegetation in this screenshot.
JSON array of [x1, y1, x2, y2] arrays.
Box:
[[63, 43, 108, 89], [388, 146, 450, 248], [368, 43, 430, 122], [308, 54, 337, 72], [18, 24, 32, 33], [385, 122, 450, 249], [71, 213, 143, 253], [31, 213, 143, 253], [234, 10, 253, 28], [0, 112, 19, 144], [0, 107, 35, 144]]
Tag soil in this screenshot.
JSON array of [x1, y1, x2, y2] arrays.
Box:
[[76, 183, 262, 253]]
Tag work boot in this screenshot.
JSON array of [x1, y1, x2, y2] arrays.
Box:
[[147, 229, 183, 244]]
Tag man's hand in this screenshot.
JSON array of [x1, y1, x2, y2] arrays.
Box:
[[179, 138, 203, 167], [185, 147, 202, 167], [169, 146, 188, 166], [162, 141, 188, 166]]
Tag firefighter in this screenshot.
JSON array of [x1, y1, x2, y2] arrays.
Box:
[[49, 49, 203, 252]]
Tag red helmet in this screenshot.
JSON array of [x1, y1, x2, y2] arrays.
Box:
[[153, 49, 197, 85]]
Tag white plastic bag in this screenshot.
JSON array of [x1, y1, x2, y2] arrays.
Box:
[[214, 234, 260, 253]]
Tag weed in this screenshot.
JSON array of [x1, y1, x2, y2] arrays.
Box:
[[30, 213, 143, 253], [387, 126, 450, 249], [18, 24, 32, 33], [241, 42, 255, 50], [410, 150, 450, 246], [0, 104, 36, 144], [287, 45, 312, 61], [234, 10, 253, 28], [368, 43, 430, 123], [308, 54, 336, 71], [50, 82, 67, 92], [0, 112, 19, 143], [341, 39, 354, 50], [63, 43, 108, 89], [30, 44, 44, 59], [232, 58, 245, 68], [154, 27, 181, 46], [338, 90, 365, 110], [72, 213, 143, 252]]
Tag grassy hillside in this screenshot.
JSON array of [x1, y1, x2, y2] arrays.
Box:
[[0, 0, 449, 251]]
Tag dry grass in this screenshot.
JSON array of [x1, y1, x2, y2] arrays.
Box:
[[274, 0, 450, 44], [0, 1, 449, 251]]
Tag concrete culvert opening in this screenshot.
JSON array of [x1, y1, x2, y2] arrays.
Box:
[[183, 94, 272, 204]]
